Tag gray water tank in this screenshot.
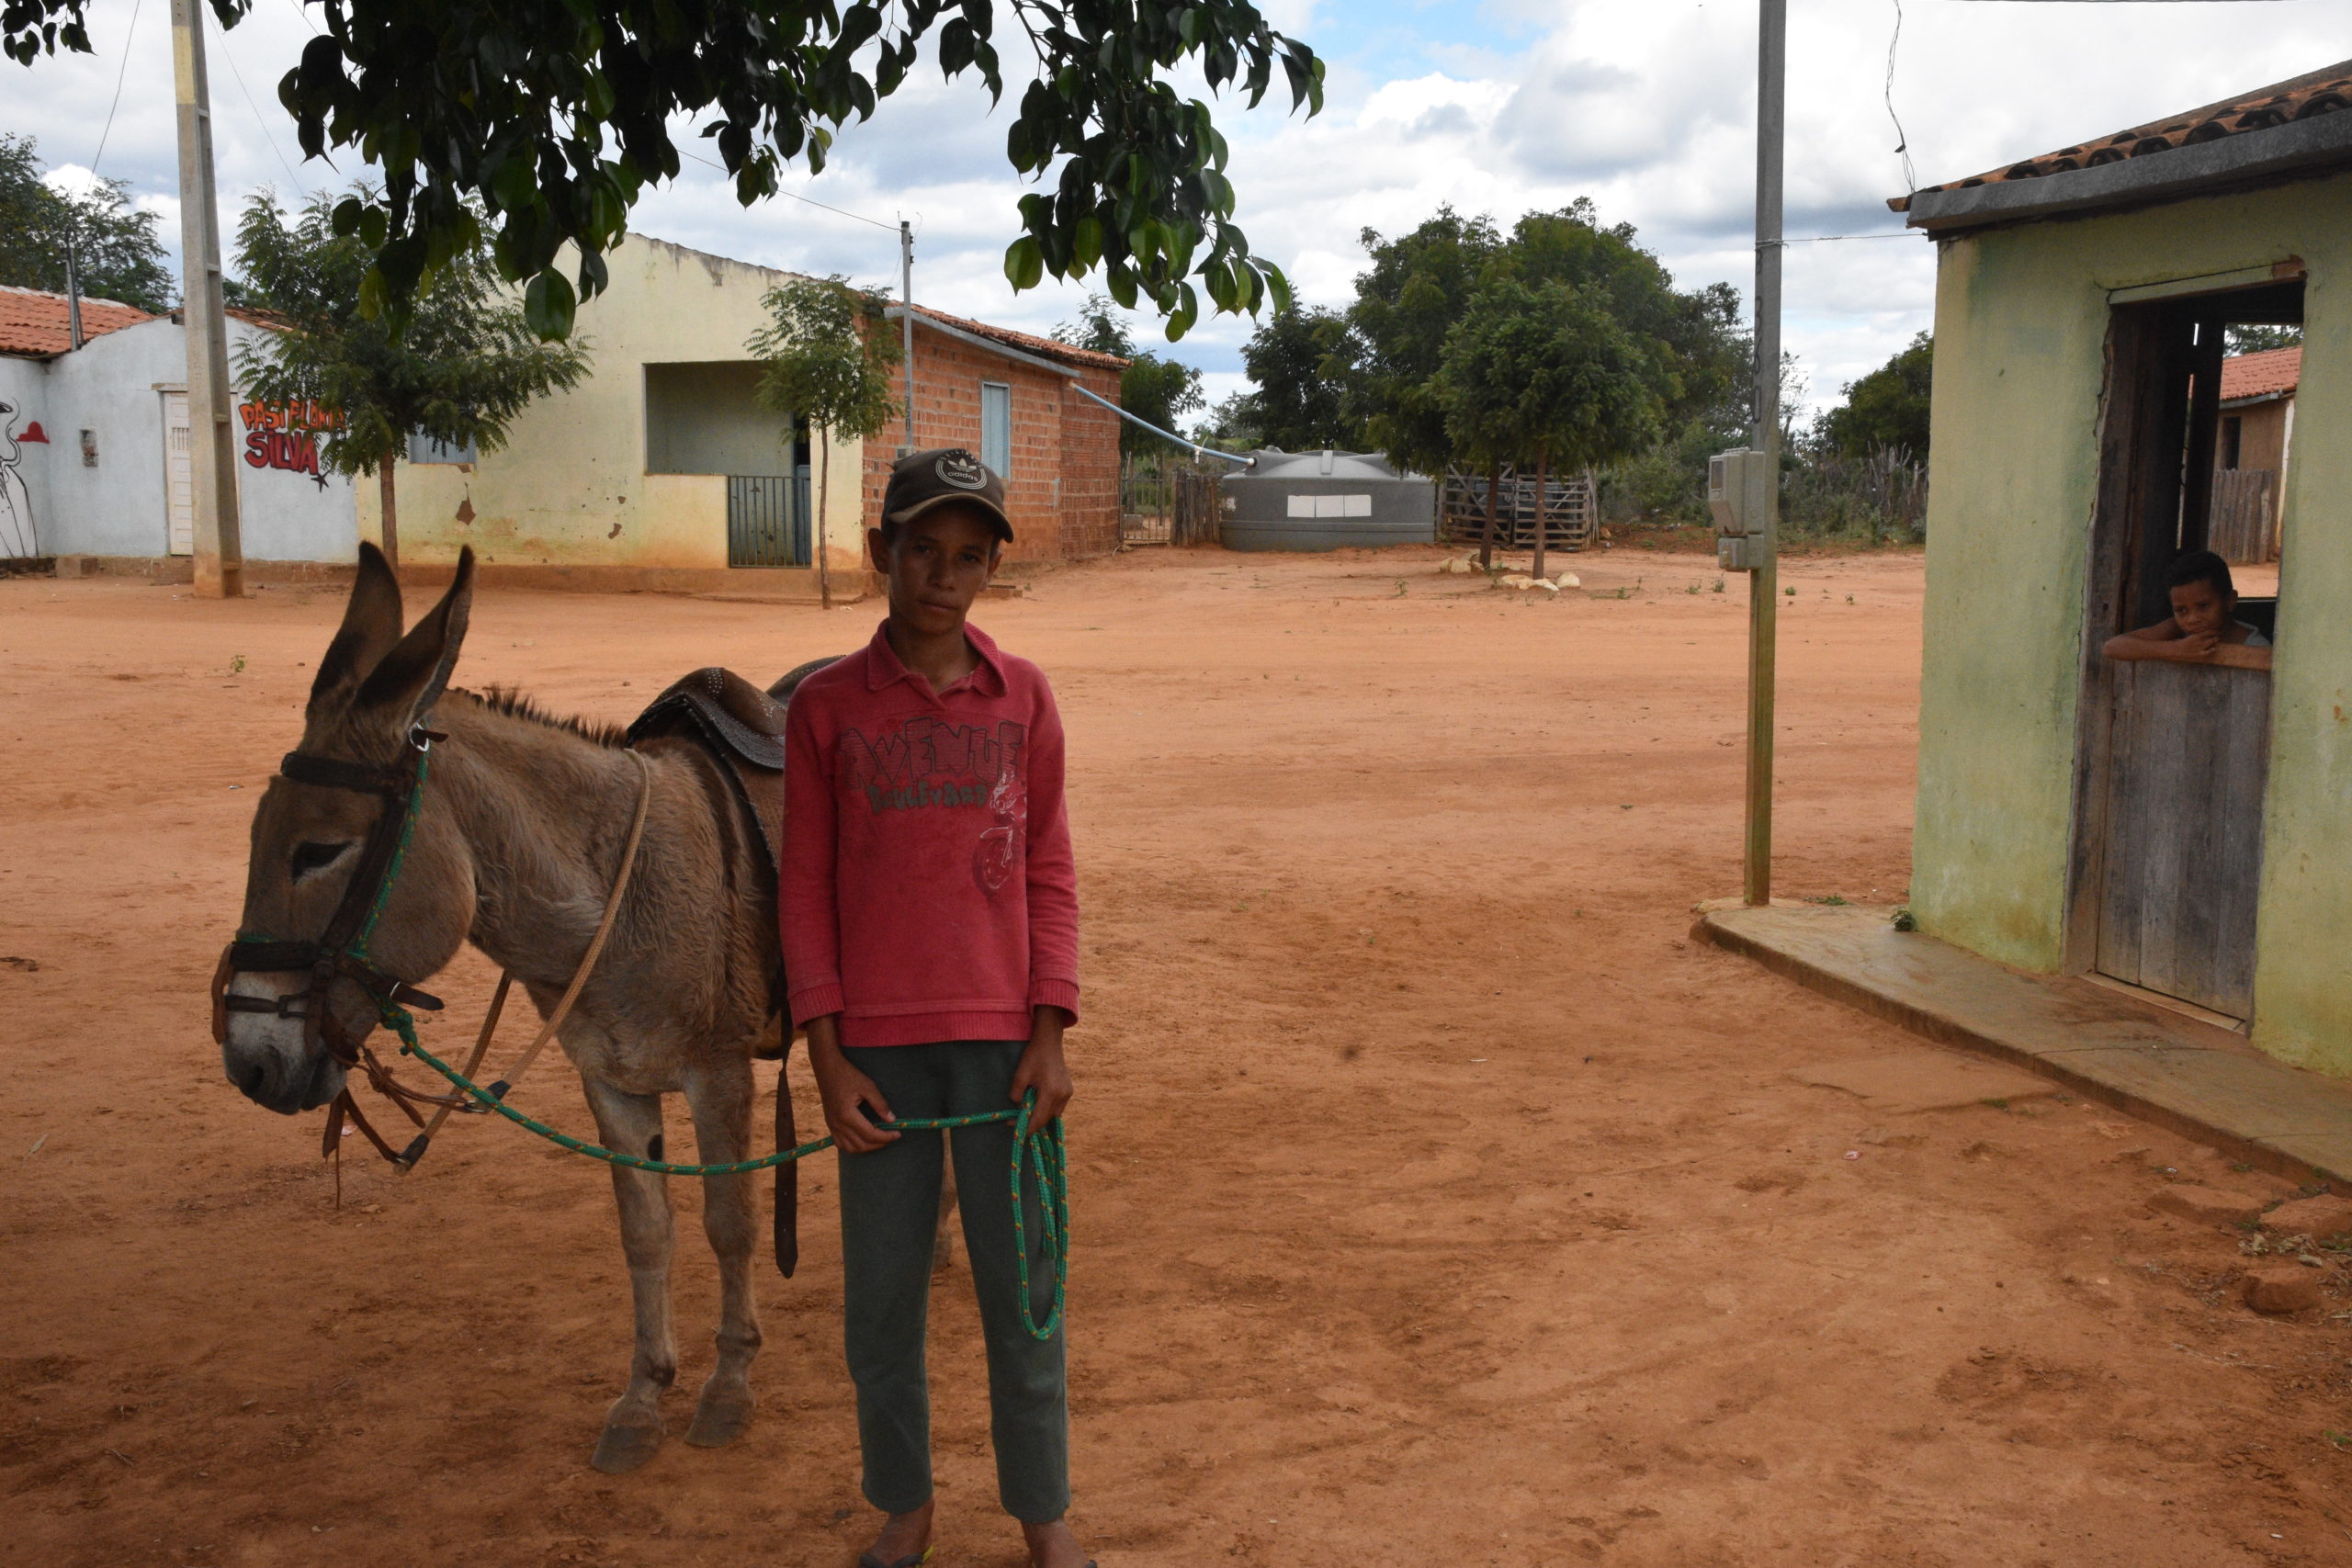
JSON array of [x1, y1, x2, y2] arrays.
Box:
[[1220, 449, 1437, 551]]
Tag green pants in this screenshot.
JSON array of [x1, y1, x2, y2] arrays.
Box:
[[836, 1040, 1069, 1523]]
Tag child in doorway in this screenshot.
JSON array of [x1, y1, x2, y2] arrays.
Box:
[[2102, 548, 2273, 671], [782, 447, 1093, 1568]]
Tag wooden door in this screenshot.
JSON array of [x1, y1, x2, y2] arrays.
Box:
[[2096, 661, 2270, 1016], [162, 391, 194, 555]]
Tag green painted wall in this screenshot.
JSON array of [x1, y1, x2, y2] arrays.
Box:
[[1915, 172, 2352, 1073]]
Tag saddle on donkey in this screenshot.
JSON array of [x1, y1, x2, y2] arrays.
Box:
[[625, 656, 838, 1277]]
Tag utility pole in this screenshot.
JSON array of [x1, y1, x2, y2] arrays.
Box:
[[171, 0, 243, 597], [63, 224, 84, 350], [899, 220, 916, 456], [1743, 0, 1785, 907]]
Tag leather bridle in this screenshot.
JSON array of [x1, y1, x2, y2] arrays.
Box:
[[212, 721, 659, 1173], [210, 724, 458, 1161]]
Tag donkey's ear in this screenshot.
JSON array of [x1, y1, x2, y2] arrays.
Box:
[[356, 547, 474, 730], [309, 542, 405, 705]]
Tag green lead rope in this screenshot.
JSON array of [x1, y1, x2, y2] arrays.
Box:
[[381, 1005, 1069, 1341]]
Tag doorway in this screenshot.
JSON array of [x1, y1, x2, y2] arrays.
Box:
[[162, 390, 194, 555], [2068, 274, 2300, 1021]]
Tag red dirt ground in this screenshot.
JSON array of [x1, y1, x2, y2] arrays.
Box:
[[4, 544, 2349, 1568]]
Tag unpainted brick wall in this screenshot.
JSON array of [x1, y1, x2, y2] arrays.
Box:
[[862, 334, 1124, 563]]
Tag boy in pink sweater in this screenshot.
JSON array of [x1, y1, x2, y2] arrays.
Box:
[[782, 448, 1091, 1568]]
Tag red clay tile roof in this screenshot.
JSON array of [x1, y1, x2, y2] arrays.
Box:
[[1891, 60, 2352, 209], [2221, 346, 2300, 402], [0, 284, 158, 358], [911, 302, 1128, 372]]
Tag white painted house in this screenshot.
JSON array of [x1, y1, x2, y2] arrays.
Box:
[[0, 285, 356, 564]]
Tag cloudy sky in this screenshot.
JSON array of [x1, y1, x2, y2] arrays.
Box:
[[10, 0, 2349, 418]]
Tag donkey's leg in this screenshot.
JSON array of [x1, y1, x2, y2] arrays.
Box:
[[683, 1058, 762, 1449], [583, 1077, 677, 1474]]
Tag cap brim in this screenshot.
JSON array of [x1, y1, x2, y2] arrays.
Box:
[[885, 492, 1014, 540]]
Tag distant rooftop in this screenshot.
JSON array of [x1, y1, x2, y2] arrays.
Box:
[[0, 285, 156, 358], [2221, 346, 2301, 403]]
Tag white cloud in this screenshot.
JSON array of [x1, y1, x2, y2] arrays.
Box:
[[7, 0, 2350, 415]]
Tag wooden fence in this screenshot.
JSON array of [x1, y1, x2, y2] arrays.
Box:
[[1440, 468, 1599, 550], [2208, 468, 2279, 564], [1121, 463, 1224, 547]]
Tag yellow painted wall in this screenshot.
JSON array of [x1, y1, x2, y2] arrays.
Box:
[[356, 234, 866, 573], [1916, 172, 2352, 1072]]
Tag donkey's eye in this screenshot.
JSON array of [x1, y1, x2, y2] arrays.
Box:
[[290, 840, 354, 880]]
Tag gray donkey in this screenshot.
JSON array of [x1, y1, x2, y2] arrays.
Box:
[[219, 543, 816, 1473]]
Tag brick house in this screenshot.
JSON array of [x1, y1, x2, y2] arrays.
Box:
[[866, 304, 1126, 564]]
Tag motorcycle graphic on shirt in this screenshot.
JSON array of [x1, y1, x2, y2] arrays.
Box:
[[837, 715, 1029, 896]]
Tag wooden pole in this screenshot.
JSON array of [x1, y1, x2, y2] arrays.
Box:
[[1480, 467, 1499, 572], [1532, 450, 1550, 582], [1744, 0, 1786, 908], [172, 0, 243, 597]]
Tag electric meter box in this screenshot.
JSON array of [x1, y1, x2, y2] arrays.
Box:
[[1708, 447, 1774, 571]]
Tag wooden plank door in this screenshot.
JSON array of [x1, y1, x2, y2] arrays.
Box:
[[2096, 661, 2270, 1016], [162, 391, 194, 556]]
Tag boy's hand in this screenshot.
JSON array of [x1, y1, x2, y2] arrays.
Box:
[[1011, 1007, 1075, 1127], [2176, 627, 2222, 660], [806, 1018, 899, 1153]]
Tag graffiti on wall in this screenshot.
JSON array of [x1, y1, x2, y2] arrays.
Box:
[[0, 399, 38, 558], [240, 400, 343, 486]]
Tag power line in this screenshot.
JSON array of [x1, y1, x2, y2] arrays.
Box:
[[674, 145, 902, 231], [1884, 0, 1917, 193], [211, 5, 309, 195], [87, 0, 143, 176]]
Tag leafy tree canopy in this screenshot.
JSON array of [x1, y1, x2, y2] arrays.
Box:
[[0, 131, 175, 313], [7, 0, 1323, 343], [1814, 331, 1931, 459], [746, 273, 899, 604], [1438, 275, 1670, 476], [233, 186, 593, 476], [1347, 206, 1503, 476], [1054, 292, 1203, 457], [2225, 323, 2301, 355], [1347, 201, 1742, 478], [747, 274, 901, 447], [1235, 303, 1358, 451]]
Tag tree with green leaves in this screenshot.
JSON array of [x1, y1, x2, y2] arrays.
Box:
[[747, 275, 901, 609], [7, 2, 1323, 343], [1348, 207, 1504, 477], [1237, 303, 1359, 452], [1815, 332, 1931, 460], [1440, 276, 1672, 572], [232, 187, 592, 570], [1053, 293, 1201, 458], [0, 131, 175, 313]]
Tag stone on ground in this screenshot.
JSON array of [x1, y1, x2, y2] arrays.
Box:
[[2258, 1192, 2352, 1238], [2241, 1263, 2324, 1314]]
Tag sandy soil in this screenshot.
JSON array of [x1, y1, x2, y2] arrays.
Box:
[[4, 544, 2349, 1568]]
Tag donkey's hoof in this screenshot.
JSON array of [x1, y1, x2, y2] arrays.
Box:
[[590, 1418, 665, 1474], [685, 1384, 754, 1448]]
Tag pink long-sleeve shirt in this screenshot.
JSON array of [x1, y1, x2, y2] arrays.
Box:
[[781, 621, 1080, 1047]]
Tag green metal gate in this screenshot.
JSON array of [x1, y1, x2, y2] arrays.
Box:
[[726, 472, 811, 567]]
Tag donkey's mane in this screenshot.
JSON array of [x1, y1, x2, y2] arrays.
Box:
[[456, 685, 631, 750]]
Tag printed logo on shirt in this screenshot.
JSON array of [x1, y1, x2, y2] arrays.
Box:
[[838, 715, 1030, 896]]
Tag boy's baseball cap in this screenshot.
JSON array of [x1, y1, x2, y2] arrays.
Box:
[[882, 447, 1013, 542]]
